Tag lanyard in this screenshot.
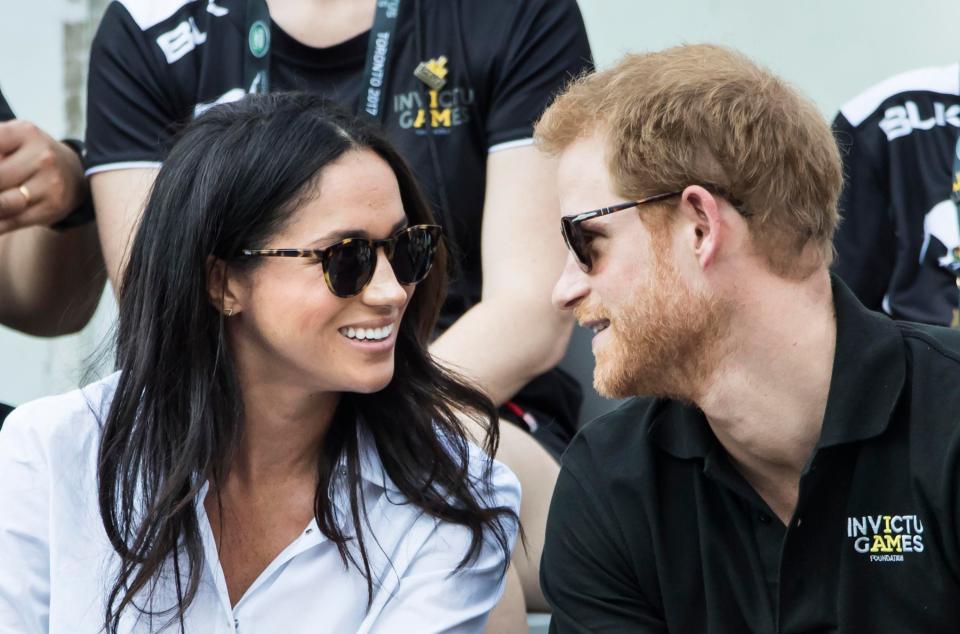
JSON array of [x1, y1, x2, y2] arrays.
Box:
[[243, 0, 402, 121]]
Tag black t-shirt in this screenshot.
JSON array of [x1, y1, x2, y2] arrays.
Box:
[[86, 0, 592, 435], [542, 277, 960, 632], [832, 63, 960, 326]]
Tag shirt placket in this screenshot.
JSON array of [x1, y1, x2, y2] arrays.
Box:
[[195, 484, 325, 633]]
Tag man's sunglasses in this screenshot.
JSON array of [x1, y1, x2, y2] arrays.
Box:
[[240, 224, 442, 298], [560, 186, 747, 272]]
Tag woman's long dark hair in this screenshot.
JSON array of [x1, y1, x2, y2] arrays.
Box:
[[98, 93, 515, 632]]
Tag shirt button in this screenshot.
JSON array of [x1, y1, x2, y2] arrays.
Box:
[[759, 512, 771, 525]]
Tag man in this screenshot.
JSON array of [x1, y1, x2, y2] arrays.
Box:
[[0, 88, 105, 424], [536, 44, 960, 632], [832, 63, 960, 327]]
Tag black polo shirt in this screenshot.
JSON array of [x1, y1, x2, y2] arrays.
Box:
[[541, 277, 960, 633]]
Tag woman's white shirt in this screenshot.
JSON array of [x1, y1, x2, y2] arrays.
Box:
[[0, 374, 521, 634]]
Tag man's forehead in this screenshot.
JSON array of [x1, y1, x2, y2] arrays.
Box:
[[557, 132, 617, 214]]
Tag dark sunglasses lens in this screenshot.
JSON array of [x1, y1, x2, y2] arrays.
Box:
[[561, 219, 591, 271], [326, 240, 376, 297], [391, 227, 439, 284]]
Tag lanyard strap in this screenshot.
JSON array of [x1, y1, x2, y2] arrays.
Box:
[[244, 0, 272, 93], [243, 0, 401, 121]]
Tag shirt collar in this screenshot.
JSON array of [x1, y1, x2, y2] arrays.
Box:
[[650, 274, 906, 459], [351, 421, 402, 493], [815, 275, 905, 448]]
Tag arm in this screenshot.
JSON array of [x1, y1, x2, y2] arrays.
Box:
[[0, 409, 52, 634], [541, 465, 665, 633], [0, 120, 105, 335], [429, 144, 573, 405], [429, 0, 590, 406], [84, 1, 179, 290], [831, 112, 896, 311], [90, 168, 157, 291]]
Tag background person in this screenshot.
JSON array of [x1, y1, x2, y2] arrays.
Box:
[[0, 88, 104, 424], [536, 44, 960, 632], [832, 63, 960, 326], [84, 0, 592, 617], [0, 93, 520, 634]]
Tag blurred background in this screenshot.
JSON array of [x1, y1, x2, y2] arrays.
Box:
[[1, 0, 958, 421]]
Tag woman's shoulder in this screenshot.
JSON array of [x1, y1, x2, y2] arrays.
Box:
[[0, 373, 120, 468], [465, 441, 522, 514], [359, 423, 522, 514]]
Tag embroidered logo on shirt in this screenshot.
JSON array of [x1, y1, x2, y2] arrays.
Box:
[[414, 56, 449, 91], [847, 514, 925, 562]]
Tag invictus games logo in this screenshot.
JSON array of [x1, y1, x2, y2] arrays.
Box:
[[847, 514, 924, 563], [248, 20, 270, 58], [414, 56, 448, 91]]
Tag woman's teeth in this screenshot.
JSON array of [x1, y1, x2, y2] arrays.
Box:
[[340, 323, 395, 341]]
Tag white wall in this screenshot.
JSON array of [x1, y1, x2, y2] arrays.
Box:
[[0, 0, 957, 414]]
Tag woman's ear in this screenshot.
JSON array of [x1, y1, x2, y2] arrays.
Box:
[[206, 256, 242, 317]]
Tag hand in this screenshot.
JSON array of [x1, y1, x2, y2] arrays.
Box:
[[0, 120, 88, 234]]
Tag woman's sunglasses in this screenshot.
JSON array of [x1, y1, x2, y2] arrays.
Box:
[[240, 224, 442, 298]]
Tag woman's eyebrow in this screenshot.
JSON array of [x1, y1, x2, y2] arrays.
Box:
[[309, 218, 410, 246]]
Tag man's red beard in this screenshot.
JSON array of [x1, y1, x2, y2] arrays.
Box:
[[580, 240, 732, 402]]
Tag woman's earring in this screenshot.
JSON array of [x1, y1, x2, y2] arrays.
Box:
[[225, 308, 234, 317]]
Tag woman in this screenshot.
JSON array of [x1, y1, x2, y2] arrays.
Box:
[[0, 93, 519, 633]]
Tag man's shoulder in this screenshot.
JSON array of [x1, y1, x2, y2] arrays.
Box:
[[896, 321, 960, 408], [838, 63, 960, 131], [897, 319, 960, 367]]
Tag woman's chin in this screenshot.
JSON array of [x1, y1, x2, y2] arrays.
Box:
[[345, 370, 395, 395]]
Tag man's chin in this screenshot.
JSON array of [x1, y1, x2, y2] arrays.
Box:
[[593, 363, 641, 399]]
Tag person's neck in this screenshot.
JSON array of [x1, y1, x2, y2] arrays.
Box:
[[265, 0, 376, 49], [697, 269, 836, 523], [227, 374, 341, 490]]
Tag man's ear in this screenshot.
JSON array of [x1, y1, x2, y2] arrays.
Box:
[[676, 185, 724, 270], [206, 256, 242, 317]]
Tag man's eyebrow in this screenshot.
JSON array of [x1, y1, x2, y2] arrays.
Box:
[[309, 218, 409, 247]]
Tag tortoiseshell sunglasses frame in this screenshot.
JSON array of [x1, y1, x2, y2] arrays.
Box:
[[239, 224, 442, 298]]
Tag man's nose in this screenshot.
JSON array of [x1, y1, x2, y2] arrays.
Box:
[[552, 253, 590, 311]]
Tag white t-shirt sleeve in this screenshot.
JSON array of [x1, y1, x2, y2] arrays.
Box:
[[0, 406, 52, 634], [362, 458, 521, 634]]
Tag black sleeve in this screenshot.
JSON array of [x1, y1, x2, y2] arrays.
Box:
[[85, 1, 184, 172], [0, 88, 13, 121], [485, 0, 592, 148], [541, 458, 666, 633], [831, 112, 896, 311]]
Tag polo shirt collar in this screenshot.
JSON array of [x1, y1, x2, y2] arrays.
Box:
[[649, 274, 906, 459], [816, 275, 905, 447]]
